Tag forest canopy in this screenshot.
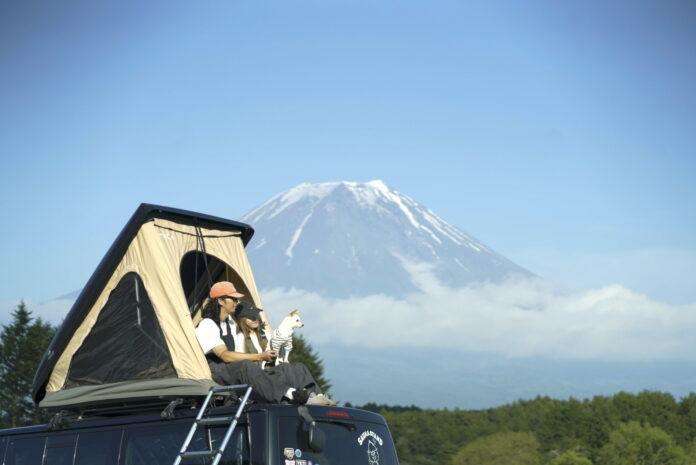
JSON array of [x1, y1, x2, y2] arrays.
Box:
[[357, 390, 696, 465]]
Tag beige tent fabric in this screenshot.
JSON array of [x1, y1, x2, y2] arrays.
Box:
[[47, 218, 264, 393]]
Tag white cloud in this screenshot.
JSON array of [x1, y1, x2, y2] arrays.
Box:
[[260, 269, 696, 362], [5, 261, 695, 364]]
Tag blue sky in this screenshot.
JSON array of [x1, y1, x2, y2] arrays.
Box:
[[1, 0, 695, 310]]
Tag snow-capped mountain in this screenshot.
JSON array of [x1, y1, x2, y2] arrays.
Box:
[[239, 180, 533, 297]]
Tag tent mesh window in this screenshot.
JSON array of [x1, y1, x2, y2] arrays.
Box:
[[180, 251, 251, 317], [64, 272, 176, 388]]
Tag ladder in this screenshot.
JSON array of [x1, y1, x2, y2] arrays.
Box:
[[173, 384, 253, 465]]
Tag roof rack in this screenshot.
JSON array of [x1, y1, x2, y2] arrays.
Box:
[[45, 396, 204, 427], [44, 387, 250, 427]]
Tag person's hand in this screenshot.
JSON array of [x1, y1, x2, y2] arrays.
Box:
[[259, 349, 278, 362]]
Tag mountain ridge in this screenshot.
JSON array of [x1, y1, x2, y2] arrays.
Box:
[[240, 180, 533, 297]]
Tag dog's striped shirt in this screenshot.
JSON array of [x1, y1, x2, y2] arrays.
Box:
[[270, 330, 293, 362]]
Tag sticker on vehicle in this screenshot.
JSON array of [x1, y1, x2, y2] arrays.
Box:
[[357, 430, 384, 446], [367, 439, 380, 465]]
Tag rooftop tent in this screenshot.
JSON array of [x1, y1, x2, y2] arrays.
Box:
[[32, 204, 266, 409]]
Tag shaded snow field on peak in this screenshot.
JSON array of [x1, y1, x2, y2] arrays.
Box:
[[241, 180, 532, 297]]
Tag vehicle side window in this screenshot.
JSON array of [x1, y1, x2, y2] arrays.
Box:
[[246, 411, 266, 465], [121, 424, 188, 465], [44, 435, 77, 465], [120, 423, 249, 465], [6, 437, 46, 465], [210, 427, 250, 465], [0, 437, 7, 464], [75, 430, 122, 465]]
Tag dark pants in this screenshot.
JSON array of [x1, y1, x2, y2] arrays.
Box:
[[270, 363, 321, 395], [208, 360, 319, 403]]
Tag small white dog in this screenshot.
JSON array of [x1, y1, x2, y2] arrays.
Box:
[[270, 310, 303, 365]]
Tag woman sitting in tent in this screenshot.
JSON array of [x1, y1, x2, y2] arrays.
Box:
[[195, 281, 335, 406], [232, 300, 335, 405], [232, 301, 272, 369]]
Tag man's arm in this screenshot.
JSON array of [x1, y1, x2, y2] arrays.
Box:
[[211, 345, 278, 363]]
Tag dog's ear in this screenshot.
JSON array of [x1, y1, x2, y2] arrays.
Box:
[[289, 309, 300, 316]]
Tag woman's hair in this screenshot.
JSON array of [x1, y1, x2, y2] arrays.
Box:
[[234, 316, 267, 353], [201, 298, 222, 324]]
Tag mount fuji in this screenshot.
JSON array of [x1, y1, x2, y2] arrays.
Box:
[[239, 180, 533, 297]]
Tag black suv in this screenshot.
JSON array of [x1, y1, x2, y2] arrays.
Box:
[[0, 401, 399, 465]]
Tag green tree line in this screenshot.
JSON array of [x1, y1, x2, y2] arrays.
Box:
[[355, 390, 696, 465], [0, 301, 55, 428]]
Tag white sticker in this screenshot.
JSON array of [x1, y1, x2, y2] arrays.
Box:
[[357, 430, 384, 447], [367, 439, 380, 465]]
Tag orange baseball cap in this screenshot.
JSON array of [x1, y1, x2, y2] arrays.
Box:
[[209, 281, 244, 299]]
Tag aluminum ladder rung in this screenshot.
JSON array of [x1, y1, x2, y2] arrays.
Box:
[[172, 384, 252, 465], [179, 450, 217, 460], [197, 416, 236, 426]]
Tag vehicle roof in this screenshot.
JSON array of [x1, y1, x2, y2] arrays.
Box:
[[0, 403, 388, 437]]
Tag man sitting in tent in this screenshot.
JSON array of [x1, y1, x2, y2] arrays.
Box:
[[195, 281, 335, 405]]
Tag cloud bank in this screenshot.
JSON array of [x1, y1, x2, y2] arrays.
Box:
[[261, 263, 696, 362], [5, 260, 695, 364]]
